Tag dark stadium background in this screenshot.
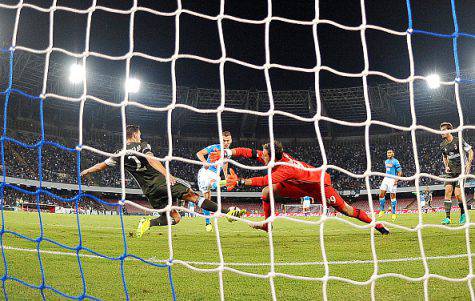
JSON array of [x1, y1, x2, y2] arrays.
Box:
[[1, 0, 475, 211]]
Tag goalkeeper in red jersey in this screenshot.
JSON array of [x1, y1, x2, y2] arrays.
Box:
[[210, 141, 389, 234]]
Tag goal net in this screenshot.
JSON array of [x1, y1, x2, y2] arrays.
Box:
[[282, 204, 323, 215], [0, 0, 474, 300]]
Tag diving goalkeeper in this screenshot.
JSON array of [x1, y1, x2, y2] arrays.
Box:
[[210, 141, 389, 234]]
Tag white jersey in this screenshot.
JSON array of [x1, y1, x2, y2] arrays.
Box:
[[302, 196, 311, 209]]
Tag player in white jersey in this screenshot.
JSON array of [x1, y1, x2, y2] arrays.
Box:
[[378, 149, 402, 222], [301, 196, 312, 216], [196, 131, 232, 232]]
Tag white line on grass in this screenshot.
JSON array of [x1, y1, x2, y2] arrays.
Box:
[[8, 222, 123, 230], [2, 245, 473, 267]]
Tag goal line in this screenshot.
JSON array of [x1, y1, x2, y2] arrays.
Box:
[[4, 245, 473, 268]]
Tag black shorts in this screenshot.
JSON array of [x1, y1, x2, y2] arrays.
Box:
[[444, 173, 463, 189], [146, 176, 191, 209]]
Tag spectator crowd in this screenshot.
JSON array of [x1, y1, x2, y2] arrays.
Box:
[[2, 130, 467, 194]]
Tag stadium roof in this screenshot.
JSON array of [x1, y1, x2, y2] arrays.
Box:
[[1, 52, 475, 138]]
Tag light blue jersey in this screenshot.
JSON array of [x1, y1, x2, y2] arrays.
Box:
[[384, 158, 401, 176], [203, 144, 222, 174], [302, 196, 312, 207]]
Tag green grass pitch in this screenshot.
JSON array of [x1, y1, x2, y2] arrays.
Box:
[[0, 210, 474, 300]]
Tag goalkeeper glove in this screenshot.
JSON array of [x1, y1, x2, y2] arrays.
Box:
[[225, 169, 245, 191]]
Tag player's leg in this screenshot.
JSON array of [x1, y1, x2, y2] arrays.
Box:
[[379, 179, 388, 217], [251, 183, 295, 232], [196, 169, 215, 210], [323, 185, 389, 235], [252, 185, 275, 232], [203, 209, 212, 231], [197, 169, 242, 221], [136, 195, 182, 238], [183, 188, 245, 220], [421, 200, 427, 214], [378, 189, 386, 218], [203, 190, 213, 231], [390, 191, 397, 222], [454, 181, 466, 224], [442, 182, 454, 224], [198, 168, 215, 229], [148, 209, 181, 226]]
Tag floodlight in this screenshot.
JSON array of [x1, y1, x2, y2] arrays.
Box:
[[426, 73, 441, 89], [69, 63, 85, 84], [126, 78, 141, 93]]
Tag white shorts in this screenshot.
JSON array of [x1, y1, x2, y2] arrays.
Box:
[[380, 177, 397, 194], [197, 168, 221, 194]]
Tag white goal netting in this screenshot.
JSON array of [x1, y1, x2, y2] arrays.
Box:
[[282, 204, 323, 215], [0, 0, 474, 300]]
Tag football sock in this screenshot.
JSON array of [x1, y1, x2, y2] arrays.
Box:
[[351, 208, 372, 224], [323, 185, 372, 224], [198, 197, 219, 212], [379, 198, 385, 211], [203, 209, 211, 225], [261, 196, 271, 232], [459, 202, 465, 215], [391, 198, 397, 214], [444, 200, 452, 218]]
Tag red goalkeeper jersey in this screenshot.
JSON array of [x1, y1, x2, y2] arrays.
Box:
[[232, 147, 331, 187]]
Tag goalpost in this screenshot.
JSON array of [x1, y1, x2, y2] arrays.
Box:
[[0, 0, 474, 300]]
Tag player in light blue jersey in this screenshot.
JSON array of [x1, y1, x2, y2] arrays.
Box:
[[188, 201, 196, 217], [378, 149, 402, 221], [196, 131, 232, 232], [302, 196, 312, 216]]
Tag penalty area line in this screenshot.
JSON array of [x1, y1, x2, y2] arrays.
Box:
[[2, 245, 473, 267]]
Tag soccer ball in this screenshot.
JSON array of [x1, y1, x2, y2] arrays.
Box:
[[227, 206, 241, 222]]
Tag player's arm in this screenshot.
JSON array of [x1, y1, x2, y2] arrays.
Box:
[[80, 161, 109, 177], [145, 152, 176, 185], [226, 168, 291, 190], [395, 160, 402, 184], [442, 154, 450, 173], [467, 149, 474, 174], [241, 171, 289, 187], [196, 147, 211, 169], [210, 147, 265, 164], [463, 140, 473, 174]]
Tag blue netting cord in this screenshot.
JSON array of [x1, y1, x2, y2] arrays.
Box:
[[118, 207, 129, 300], [36, 97, 47, 300], [405, 0, 413, 31], [76, 149, 87, 299], [168, 261, 177, 301], [450, 0, 460, 81], [0, 48, 14, 301]]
